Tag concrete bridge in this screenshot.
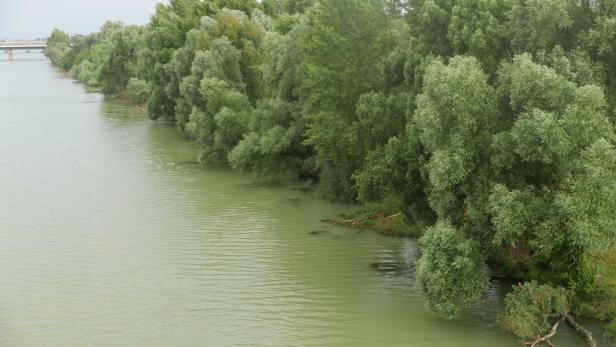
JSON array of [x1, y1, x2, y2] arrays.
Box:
[[1, 41, 47, 61]]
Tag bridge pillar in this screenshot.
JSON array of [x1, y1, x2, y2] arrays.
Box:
[[3, 50, 14, 61]]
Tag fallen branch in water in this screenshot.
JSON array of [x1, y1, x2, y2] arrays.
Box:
[[135, 105, 146, 113], [565, 315, 596, 347], [323, 218, 362, 228], [524, 319, 561, 347], [521, 314, 596, 347], [385, 213, 401, 220]]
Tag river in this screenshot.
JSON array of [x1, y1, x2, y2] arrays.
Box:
[[0, 52, 598, 346]]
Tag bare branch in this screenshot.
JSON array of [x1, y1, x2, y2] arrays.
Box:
[[565, 315, 596, 347], [523, 319, 561, 347]]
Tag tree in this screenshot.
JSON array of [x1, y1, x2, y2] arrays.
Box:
[[228, 24, 312, 175], [416, 220, 490, 318], [127, 78, 151, 104], [447, 0, 510, 72], [186, 77, 252, 162], [499, 282, 569, 341], [44, 1, 616, 336], [301, 0, 396, 201], [99, 27, 141, 95], [414, 56, 498, 220], [506, 0, 574, 54], [142, 0, 215, 120]]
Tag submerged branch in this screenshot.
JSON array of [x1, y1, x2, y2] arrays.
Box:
[[524, 319, 561, 347], [565, 315, 596, 347], [520, 315, 596, 347]]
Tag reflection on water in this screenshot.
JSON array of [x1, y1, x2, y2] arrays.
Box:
[[0, 54, 601, 346]]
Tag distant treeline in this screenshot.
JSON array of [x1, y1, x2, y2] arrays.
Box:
[[46, 0, 616, 343]]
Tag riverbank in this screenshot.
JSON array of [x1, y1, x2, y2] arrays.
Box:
[[42, 3, 616, 339], [114, 85, 616, 344], [324, 202, 418, 237], [4, 56, 473, 345], [4, 51, 606, 345], [329, 205, 616, 345]]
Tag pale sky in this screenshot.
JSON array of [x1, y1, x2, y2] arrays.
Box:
[[0, 0, 168, 40]]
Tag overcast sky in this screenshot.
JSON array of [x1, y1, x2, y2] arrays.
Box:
[[0, 0, 168, 40]]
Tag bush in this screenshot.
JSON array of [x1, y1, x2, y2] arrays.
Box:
[[126, 78, 150, 104], [606, 319, 616, 343], [416, 220, 490, 318], [499, 281, 569, 339], [71, 60, 99, 87]]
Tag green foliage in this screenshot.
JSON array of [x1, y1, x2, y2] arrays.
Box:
[[416, 220, 490, 318], [98, 26, 142, 95], [47, 0, 616, 330], [47, 28, 70, 47], [506, 0, 573, 53], [229, 98, 308, 174], [186, 76, 252, 162], [407, 0, 453, 57], [301, 0, 398, 201], [355, 137, 409, 204], [487, 185, 540, 248], [142, 0, 215, 120], [414, 56, 498, 219], [499, 282, 569, 339], [608, 320, 616, 344], [213, 0, 258, 14], [46, 23, 144, 95], [557, 139, 616, 252], [71, 60, 99, 87], [229, 25, 310, 175], [127, 78, 151, 104], [447, 0, 510, 72], [301, 0, 391, 117], [327, 200, 415, 237], [498, 53, 576, 114]]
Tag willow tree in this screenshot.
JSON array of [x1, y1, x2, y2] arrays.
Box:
[[44, 1, 616, 339], [228, 25, 312, 175], [141, 0, 215, 120], [45, 29, 72, 68], [301, 0, 397, 201], [413, 56, 498, 315], [98, 26, 143, 95], [180, 8, 267, 163], [413, 54, 616, 340]]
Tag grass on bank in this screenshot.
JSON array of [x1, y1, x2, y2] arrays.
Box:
[[588, 252, 616, 343], [324, 201, 420, 237]]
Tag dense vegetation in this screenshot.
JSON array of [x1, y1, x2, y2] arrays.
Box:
[[46, 0, 616, 344]]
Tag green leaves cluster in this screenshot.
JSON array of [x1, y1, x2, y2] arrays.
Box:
[[499, 282, 569, 339], [416, 220, 489, 318], [46, 22, 143, 93]]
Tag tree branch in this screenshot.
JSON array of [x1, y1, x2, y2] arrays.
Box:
[[523, 318, 561, 347], [565, 315, 596, 347]]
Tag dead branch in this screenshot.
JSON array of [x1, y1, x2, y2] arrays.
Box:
[[565, 315, 596, 347], [524, 319, 561, 347], [385, 213, 401, 220]]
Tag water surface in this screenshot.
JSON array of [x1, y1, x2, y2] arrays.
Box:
[[0, 52, 597, 346]]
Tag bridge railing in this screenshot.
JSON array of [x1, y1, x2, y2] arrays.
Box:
[[0, 41, 48, 48], [1, 42, 47, 61]]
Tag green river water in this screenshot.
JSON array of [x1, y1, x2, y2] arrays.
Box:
[[0, 52, 600, 346]]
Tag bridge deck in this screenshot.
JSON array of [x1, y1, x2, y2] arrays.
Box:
[[0, 41, 47, 50]]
